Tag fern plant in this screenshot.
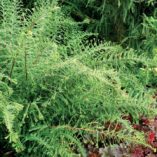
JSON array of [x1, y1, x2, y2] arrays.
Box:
[[0, 0, 157, 156]]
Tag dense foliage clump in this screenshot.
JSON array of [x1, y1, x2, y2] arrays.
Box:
[[0, 0, 157, 156]]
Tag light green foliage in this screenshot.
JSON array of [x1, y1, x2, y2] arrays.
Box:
[[0, 0, 157, 156], [0, 92, 23, 152]]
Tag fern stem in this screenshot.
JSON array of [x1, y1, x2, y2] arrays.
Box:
[[9, 58, 16, 84], [24, 50, 28, 80]]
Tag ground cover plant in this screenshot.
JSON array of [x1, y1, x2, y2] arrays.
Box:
[[1, 0, 157, 156]]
